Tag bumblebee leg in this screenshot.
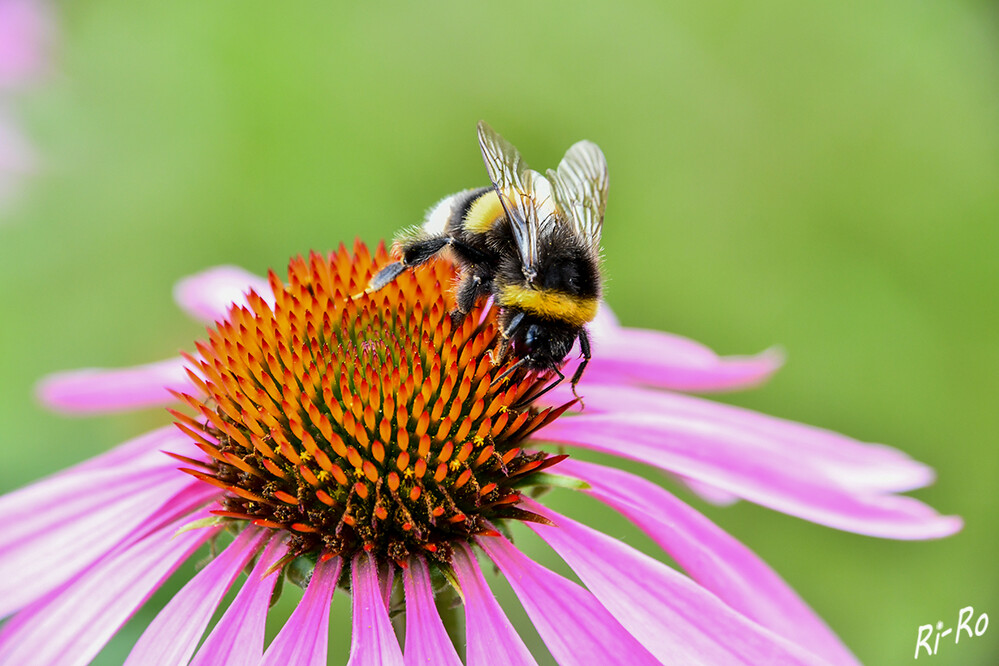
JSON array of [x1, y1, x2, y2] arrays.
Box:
[[364, 236, 451, 295], [401, 236, 451, 266], [486, 308, 524, 364], [502, 311, 525, 340], [569, 328, 591, 398], [447, 238, 493, 265], [490, 354, 528, 386], [450, 273, 489, 326], [514, 366, 565, 408], [366, 261, 407, 293], [487, 337, 510, 367]]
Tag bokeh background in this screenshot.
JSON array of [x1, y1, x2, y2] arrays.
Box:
[[2, 1, 997, 664]]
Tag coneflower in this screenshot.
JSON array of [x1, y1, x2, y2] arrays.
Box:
[[1, 242, 959, 665]]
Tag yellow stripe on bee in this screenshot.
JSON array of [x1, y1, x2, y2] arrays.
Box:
[[464, 190, 506, 233], [498, 285, 598, 327]]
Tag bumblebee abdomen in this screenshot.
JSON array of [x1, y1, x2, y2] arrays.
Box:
[[462, 189, 507, 234], [421, 187, 496, 237]]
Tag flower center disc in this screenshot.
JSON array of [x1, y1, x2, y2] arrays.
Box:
[[174, 242, 568, 564]]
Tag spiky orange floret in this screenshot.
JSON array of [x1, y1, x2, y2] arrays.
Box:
[[174, 241, 568, 564]]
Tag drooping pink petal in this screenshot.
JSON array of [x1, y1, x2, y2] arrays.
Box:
[[585, 307, 783, 392], [62, 423, 201, 476], [538, 413, 962, 539], [379, 559, 395, 608], [402, 558, 462, 666], [123, 527, 269, 666], [36, 356, 193, 414], [478, 534, 661, 666], [584, 301, 620, 340], [549, 383, 934, 494], [124, 479, 222, 540], [681, 477, 741, 505], [452, 544, 539, 666], [0, 510, 221, 666], [172, 265, 272, 323], [260, 554, 342, 666], [1, 469, 167, 544], [190, 537, 288, 666], [558, 459, 858, 664], [0, 469, 197, 618], [0, 427, 210, 618], [347, 553, 404, 666], [523, 501, 826, 665], [0, 426, 192, 535]]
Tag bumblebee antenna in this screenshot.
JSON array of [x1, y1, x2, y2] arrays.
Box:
[[491, 356, 529, 387], [513, 366, 565, 409]]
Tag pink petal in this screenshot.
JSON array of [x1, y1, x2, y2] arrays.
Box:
[[0, 0, 54, 88], [72, 424, 201, 475], [0, 427, 208, 617], [260, 554, 342, 666], [402, 558, 462, 666], [538, 413, 962, 539], [379, 560, 395, 608], [584, 301, 620, 340], [452, 544, 539, 666], [0, 509, 221, 666], [585, 313, 783, 392], [348, 553, 404, 666], [681, 477, 741, 505], [478, 534, 661, 666], [558, 459, 858, 664], [126, 480, 223, 539], [190, 538, 289, 666], [552, 383, 934, 494], [124, 527, 269, 666], [173, 265, 272, 323], [0, 426, 189, 534], [524, 501, 826, 665], [36, 356, 194, 414], [0, 470, 196, 618]]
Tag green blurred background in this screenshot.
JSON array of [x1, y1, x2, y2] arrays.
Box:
[[2, 1, 997, 663]]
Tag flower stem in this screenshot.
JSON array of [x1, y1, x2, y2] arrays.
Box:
[[390, 579, 406, 645], [436, 583, 465, 660]]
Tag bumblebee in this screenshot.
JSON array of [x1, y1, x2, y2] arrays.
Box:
[[367, 121, 608, 395]]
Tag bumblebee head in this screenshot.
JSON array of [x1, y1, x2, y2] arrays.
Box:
[[517, 317, 579, 370]]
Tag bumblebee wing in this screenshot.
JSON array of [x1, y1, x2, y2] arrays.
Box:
[[477, 121, 548, 275], [547, 139, 609, 252]]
